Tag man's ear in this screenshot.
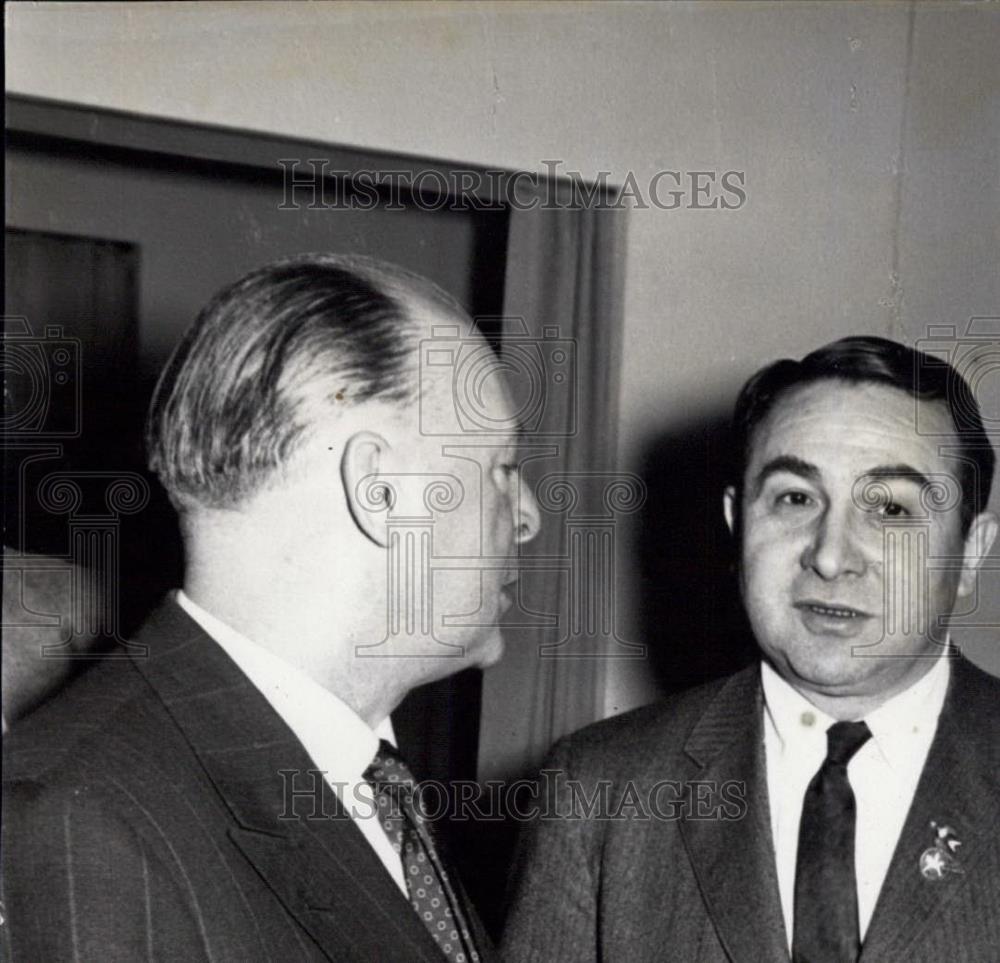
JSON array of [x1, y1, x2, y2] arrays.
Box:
[[341, 431, 393, 547], [957, 510, 999, 598], [723, 485, 738, 536]]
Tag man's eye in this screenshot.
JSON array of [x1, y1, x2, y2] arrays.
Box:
[[878, 501, 909, 518], [775, 491, 812, 508]]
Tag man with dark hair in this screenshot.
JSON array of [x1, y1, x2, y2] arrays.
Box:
[[730, 336, 994, 537], [504, 336, 1000, 963], [2, 253, 539, 961]]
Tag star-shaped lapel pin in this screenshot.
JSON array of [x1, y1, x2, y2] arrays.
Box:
[[919, 821, 965, 881]]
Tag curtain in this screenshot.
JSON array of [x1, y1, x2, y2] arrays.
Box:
[[477, 203, 632, 783]]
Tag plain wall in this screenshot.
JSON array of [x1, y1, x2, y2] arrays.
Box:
[[8, 0, 1000, 712]]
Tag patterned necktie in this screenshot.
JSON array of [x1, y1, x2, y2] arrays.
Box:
[[793, 720, 872, 963], [364, 740, 479, 962]]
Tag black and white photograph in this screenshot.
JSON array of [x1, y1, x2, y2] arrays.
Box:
[[3, 2, 999, 961]]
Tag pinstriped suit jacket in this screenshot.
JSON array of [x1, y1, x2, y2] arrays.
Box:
[[502, 658, 1000, 963], [1, 599, 494, 962]]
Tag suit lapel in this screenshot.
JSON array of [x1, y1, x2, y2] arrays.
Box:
[[677, 667, 790, 963], [130, 599, 447, 962], [859, 658, 1000, 962]]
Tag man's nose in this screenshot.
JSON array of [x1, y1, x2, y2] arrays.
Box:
[[514, 477, 541, 544], [801, 507, 867, 579]]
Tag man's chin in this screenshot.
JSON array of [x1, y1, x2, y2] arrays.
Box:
[[423, 627, 505, 673], [779, 649, 888, 699], [472, 629, 505, 669]]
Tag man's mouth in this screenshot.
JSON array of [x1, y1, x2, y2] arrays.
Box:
[[794, 601, 870, 620]]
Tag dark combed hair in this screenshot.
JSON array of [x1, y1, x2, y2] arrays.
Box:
[[732, 335, 995, 533], [146, 253, 429, 509]]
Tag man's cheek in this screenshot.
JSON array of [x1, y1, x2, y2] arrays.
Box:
[[741, 538, 783, 575], [878, 527, 937, 640]]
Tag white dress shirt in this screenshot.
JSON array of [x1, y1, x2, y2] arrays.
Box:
[[761, 652, 950, 950], [175, 590, 408, 895]]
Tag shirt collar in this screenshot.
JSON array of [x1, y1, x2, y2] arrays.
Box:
[[761, 659, 835, 754], [863, 648, 950, 773], [175, 589, 394, 786], [761, 646, 951, 773]]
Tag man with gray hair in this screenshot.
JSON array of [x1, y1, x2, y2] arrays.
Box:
[[2, 254, 539, 962]]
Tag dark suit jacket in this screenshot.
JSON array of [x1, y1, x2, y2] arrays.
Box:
[[502, 657, 1000, 963], [2, 599, 494, 962]]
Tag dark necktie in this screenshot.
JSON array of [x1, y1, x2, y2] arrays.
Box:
[[793, 720, 872, 963], [364, 740, 480, 962]]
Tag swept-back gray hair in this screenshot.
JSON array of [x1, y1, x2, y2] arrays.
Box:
[[146, 253, 465, 510]]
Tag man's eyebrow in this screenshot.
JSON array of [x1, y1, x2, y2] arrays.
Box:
[[863, 464, 931, 488], [751, 455, 820, 498]]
